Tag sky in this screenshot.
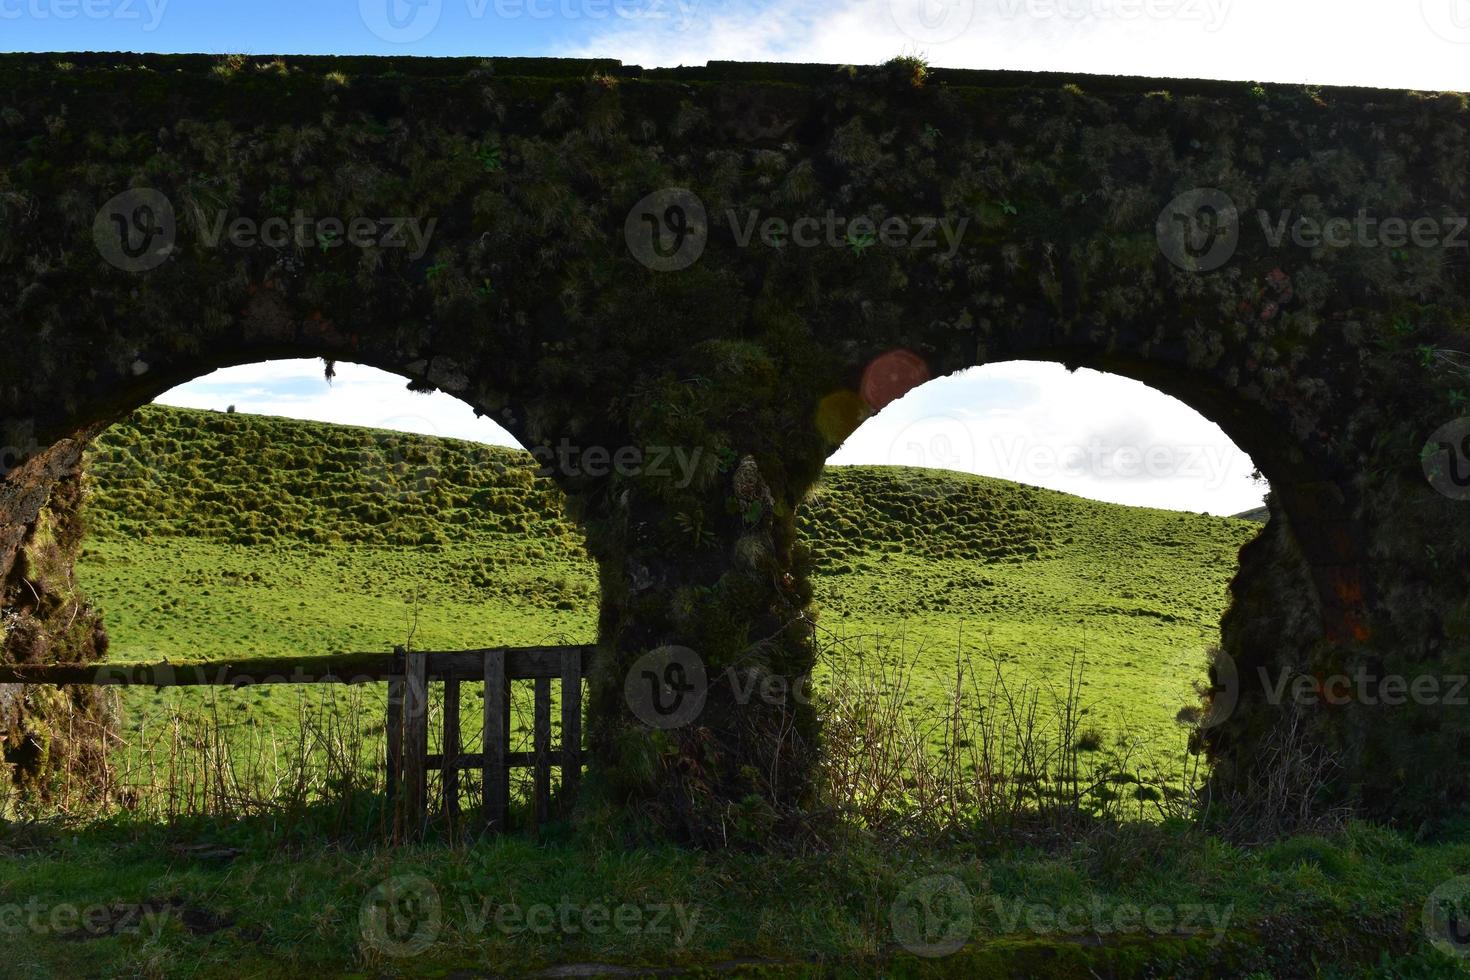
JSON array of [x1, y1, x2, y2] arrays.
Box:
[[159, 359, 1266, 515], [2, 1, 1469, 90], [12, 0, 1466, 515]]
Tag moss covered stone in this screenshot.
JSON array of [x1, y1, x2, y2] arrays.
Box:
[[0, 54, 1467, 834]]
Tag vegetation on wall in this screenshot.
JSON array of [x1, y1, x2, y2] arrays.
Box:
[[0, 53, 1467, 831]]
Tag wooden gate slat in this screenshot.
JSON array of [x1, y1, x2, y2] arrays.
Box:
[[483, 649, 508, 834], [533, 676, 551, 826], [560, 647, 582, 813], [385, 676, 404, 806], [442, 676, 460, 826]]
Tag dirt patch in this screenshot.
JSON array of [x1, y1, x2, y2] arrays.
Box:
[[57, 897, 231, 942]]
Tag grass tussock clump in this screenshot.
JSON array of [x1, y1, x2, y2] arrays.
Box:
[[85, 404, 577, 550], [812, 633, 1204, 844]]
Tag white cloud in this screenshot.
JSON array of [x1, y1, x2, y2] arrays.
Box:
[[155, 360, 522, 448], [828, 362, 1266, 515], [559, 0, 1470, 92]]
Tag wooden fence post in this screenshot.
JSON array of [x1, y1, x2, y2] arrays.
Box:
[[483, 649, 508, 834], [398, 651, 429, 841]]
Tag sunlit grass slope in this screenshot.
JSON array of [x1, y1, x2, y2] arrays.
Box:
[[76, 404, 1258, 758]]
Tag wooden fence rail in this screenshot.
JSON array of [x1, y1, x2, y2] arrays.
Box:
[[0, 644, 596, 840]]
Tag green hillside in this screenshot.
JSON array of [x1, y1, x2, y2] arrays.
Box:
[[76, 404, 1259, 770], [801, 467, 1256, 769]]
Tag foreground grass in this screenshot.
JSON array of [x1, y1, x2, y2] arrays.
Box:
[[0, 812, 1465, 978]]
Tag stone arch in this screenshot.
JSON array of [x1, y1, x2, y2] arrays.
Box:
[[3, 324, 571, 608], [2, 52, 1467, 830], [803, 346, 1342, 796], [801, 358, 1276, 805], [786, 328, 1375, 822], [0, 342, 603, 794]]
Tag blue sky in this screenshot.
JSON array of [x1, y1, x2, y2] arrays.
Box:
[[11, 0, 1468, 514], [1, 1, 630, 56]]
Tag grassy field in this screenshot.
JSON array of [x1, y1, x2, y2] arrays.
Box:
[[0, 405, 1461, 977], [77, 406, 597, 762], [801, 465, 1254, 763], [75, 405, 1257, 774]]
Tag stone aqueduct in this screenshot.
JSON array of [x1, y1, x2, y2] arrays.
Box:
[[0, 53, 1466, 836]]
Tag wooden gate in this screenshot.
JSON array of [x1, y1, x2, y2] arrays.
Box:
[[385, 644, 593, 840]]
